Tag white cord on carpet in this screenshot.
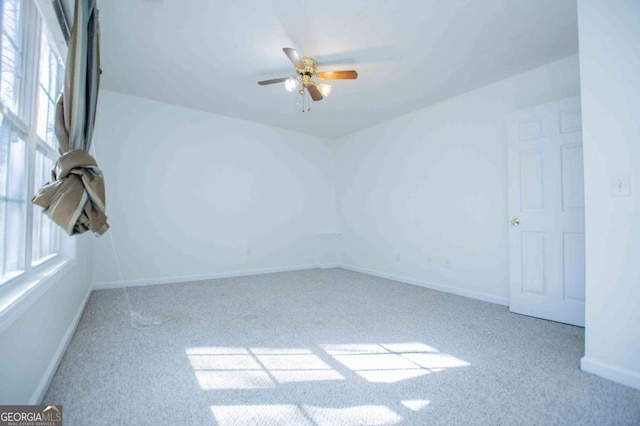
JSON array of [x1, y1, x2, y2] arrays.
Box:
[[93, 145, 161, 330], [106, 230, 161, 329]]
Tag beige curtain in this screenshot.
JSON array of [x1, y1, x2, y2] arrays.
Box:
[[33, 0, 108, 236]]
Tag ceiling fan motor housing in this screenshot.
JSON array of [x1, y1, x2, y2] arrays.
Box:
[[298, 57, 318, 86]]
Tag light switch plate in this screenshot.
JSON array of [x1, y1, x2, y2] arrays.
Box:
[[612, 174, 631, 197]]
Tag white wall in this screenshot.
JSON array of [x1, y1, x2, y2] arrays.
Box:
[[578, 0, 640, 390], [92, 91, 338, 287], [0, 235, 93, 403], [336, 55, 580, 304]]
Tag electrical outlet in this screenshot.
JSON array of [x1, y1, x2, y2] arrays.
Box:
[[245, 248, 251, 257], [426, 257, 432, 266], [396, 255, 401, 263]]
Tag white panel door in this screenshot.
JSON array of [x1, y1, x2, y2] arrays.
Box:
[[507, 96, 585, 326]]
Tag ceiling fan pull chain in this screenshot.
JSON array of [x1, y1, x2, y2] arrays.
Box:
[[302, 88, 309, 112]]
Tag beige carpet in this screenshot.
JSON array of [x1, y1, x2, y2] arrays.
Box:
[[44, 268, 640, 425]]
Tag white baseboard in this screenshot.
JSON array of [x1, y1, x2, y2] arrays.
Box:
[[339, 264, 509, 306], [581, 356, 640, 390], [30, 285, 92, 404], [93, 264, 320, 290], [319, 263, 340, 270]]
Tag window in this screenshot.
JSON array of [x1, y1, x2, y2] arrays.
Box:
[[0, 0, 67, 286], [0, 0, 24, 113], [32, 27, 62, 263]]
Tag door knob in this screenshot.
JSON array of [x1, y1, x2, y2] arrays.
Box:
[[511, 218, 520, 226]]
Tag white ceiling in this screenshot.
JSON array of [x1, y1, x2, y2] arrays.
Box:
[[97, 0, 578, 139]]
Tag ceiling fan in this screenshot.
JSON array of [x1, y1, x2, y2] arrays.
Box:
[[258, 47, 358, 102]]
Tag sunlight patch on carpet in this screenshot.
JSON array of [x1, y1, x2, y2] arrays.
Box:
[[187, 342, 469, 388], [321, 342, 470, 383], [401, 399, 431, 411], [186, 346, 345, 389]]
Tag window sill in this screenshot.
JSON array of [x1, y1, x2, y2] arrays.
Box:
[[0, 257, 76, 334]]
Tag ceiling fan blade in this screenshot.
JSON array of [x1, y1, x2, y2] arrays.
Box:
[[316, 70, 358, 80], [283, 47, 303, 70], [307, 84, 323, 102], [258, 77, 289, 85]]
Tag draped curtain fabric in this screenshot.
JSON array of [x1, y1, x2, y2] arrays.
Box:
[[32, 0, 108, 235]]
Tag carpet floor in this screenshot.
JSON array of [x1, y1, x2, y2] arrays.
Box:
[[44, 268, 640, 425]]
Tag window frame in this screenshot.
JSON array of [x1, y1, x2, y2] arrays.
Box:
[[0, 0, 74, 324]]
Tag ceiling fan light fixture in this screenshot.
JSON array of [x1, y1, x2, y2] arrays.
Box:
[[318, 83, 332, 98], [285, 77, 298, 92]]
